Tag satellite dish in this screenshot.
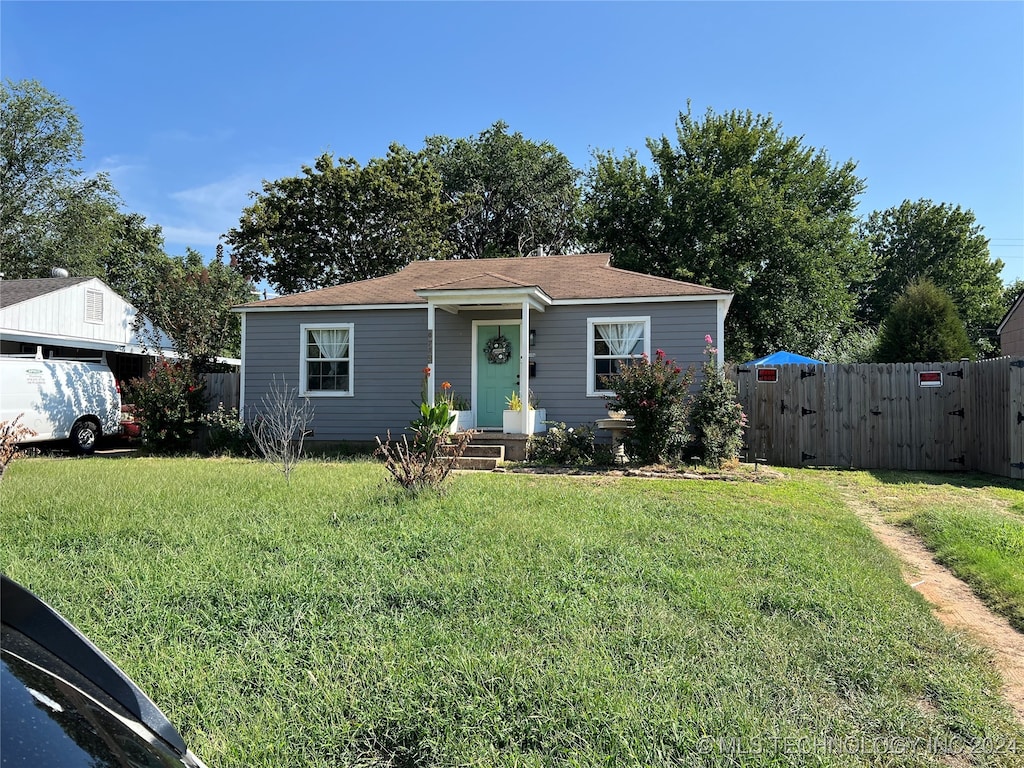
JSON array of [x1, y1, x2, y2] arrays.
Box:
[[51, 267, 70, 278]]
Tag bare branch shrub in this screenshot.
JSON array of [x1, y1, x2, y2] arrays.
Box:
[[0, 415, 36, 481], [250, 377, 315, 483], [375, 430, 470, 493]]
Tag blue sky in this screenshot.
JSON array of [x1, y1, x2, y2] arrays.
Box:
[[3, 1, 1023, 285]]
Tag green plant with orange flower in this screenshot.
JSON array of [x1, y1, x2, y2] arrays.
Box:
[[437, 381, 470, 411]]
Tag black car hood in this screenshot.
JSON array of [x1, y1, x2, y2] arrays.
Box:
[[1, 575, 203, 766]]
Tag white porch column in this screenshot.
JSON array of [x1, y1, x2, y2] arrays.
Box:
[[716, 298, 727, 370], [427, 302, 436, 405], [520, 300, 531, 435], [238, 311, 247, 420]]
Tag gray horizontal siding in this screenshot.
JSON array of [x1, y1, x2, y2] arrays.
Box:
[[521, 302, 718, 428], [243, 309, 430, 442], [242, 300, 721, 441]]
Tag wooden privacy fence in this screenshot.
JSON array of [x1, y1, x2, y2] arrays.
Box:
[[203, 371, 240, 412], [730, 357, 1024, 480]]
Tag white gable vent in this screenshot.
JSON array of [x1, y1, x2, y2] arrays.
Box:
[[85, 288, 104, 323]]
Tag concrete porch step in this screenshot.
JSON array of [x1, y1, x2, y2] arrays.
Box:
[[440, 441, 505, 471], [462, 444, 505, 461], [455, 456, 503, 471]]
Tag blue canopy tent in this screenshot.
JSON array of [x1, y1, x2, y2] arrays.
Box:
[[745, 351, 825, 366]]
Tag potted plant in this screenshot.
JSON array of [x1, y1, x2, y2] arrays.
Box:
[[439, 382, 474, 432], [503, 391, 546, 434], [451, 393, 473, 432]]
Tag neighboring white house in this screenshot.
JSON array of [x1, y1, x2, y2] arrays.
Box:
[[0, 277, 175, 383]]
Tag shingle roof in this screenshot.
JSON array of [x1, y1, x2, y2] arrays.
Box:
[[239, 254, 728, 309], [0, 277, 95, 309]]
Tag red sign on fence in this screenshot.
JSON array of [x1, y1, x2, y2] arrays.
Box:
[[757, 368, 779, 383], [918, 371, 943, 387]]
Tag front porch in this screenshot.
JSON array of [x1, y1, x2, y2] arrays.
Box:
[[418, 280, 551, 438]]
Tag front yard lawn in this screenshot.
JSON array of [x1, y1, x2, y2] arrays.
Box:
[[1, 458, 1021, 767], [836, 470, 1024, 633]]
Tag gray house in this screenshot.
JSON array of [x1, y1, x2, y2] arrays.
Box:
[[235, 253, 732, 442]]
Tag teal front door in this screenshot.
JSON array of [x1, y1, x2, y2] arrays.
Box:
[[476, 323, 520, 428]]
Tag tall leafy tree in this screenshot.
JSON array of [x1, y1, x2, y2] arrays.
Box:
[[1, 79, 169, 299], [583, 106, 869, 361], [422, 121, 580, 259], [226, 145, 451, 295], [96, 212, 173, 309], [875, 279, 972, 363], [1, 79, 115, 276], [137, 246, 252, 370], [861, 199, 1004, 353], [582, 151, 668, 275]]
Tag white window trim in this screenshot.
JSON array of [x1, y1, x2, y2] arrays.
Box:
[[587, 316, 651, 396], [299, 322, 354, 397]]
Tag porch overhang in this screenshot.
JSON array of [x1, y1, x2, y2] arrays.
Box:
[[414, 285, 552, 314]]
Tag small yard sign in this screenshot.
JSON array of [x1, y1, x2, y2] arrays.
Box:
[[757, 368, 779, 383], [918, 371, 943, 387]]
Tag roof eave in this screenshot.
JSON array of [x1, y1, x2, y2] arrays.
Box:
[[997, 290, 1024, 335], [414, 285, 553, 312]]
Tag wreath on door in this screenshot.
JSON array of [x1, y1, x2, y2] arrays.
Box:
[[484, 334, 512, 365]]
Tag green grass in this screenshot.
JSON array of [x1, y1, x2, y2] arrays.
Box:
[[835, 470, 1024, 633], [1, 458, 1022, 767]]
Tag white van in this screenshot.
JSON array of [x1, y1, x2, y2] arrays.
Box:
[[0, 355, 122, 454]]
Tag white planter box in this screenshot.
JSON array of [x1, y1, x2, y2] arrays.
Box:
[[502, 408, 547, 434], [450, 410, 475, 433]]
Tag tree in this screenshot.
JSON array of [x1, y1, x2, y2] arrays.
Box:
[[1, 79, 118, 276], [225, 145, 451, 295], [1001, 278, 1024, 315], [861, 199, 1004, 354], [875, 279, 972, 363], [582, 106, 870, 362], [137, 246, 252, 371], [581, 151, 669, 276], [96, 212, 172, 309], [422, 121, 580, 259], [1, 79, 170, 296]]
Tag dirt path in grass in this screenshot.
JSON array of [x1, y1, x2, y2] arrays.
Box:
[[842, 495, 1024, 724]]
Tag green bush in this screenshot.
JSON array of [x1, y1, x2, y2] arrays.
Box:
[[603, 350, 694, 465], [528, 422, 607, 466], [126, 360, 207, 453], [200, 404, 252, 456], [690, 336, 747, 468], [875, 279, 973, 362]]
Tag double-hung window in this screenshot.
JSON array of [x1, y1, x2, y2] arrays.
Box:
[[300, 323, 353, 396], [587, 317, 650, 395]]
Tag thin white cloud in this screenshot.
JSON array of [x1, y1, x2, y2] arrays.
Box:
[[156, 164, 297, 255], [84, 155, 147, 194], [170, 173, 262, 210], [160, 224, 224, 249]]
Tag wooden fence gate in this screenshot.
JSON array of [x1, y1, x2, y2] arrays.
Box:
[[731, 358, 1023, 480]]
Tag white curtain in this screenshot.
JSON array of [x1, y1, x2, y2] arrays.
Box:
[[596, 322, 644, 357], [310, 328, 349, 359]]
